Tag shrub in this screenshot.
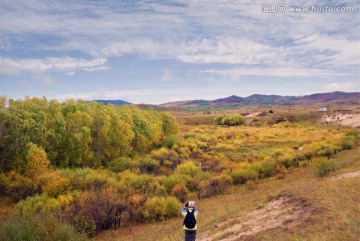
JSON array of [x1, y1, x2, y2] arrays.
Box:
[[0, 171, 36, 202], [108, 157, 133, 172], [161, 175, 186, 194], [120, 172, 155, 195], [171, 183, 189, 203], [213, 116, 224, 125], [128, 194, 146, 222], [144, 196, 182, 221], [256, 161, 276, 179], [146, 181, 167, 197], [144, 197, 167, 221], [230, 168, 258, 185], [197, 180, 211, 198], [38, 172, 71, 198], [164, 135, 180, 148], [151, 148, 179, 167], [64, 188, 126, 236], [0, 213, 86, 241], [215, 173, 232, 193], [345, 130, 359, 138], [58, 168, 92, 191], [198, 173, 232, 198], [214, 114, 245, 126], [175, 161, 201, 177], [165, 196, 182, 217], [340, 136, 355, 150], [139, 158, 159, 173], [314, 158, 335, 178], [16, 194, 60, 216]]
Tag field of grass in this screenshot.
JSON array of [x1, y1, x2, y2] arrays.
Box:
[[92, 143, 359, 241]]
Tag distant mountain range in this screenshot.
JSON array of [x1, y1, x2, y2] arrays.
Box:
[[160, 91, 360, 107], [93, 91, 359, 108]]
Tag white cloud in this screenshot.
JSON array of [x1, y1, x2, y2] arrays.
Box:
[[295, 34, 360, 66], [177, 37, 277, 65], [0, 56, 109, 74], [0, 58, 21, 75]]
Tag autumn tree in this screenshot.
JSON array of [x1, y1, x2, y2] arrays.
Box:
[[25, 143, 50, 180]]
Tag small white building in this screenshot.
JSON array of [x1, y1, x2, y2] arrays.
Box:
[[318, 107, 327, 112]]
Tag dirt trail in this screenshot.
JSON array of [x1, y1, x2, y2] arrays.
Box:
[[331, 170, 360, 181], [198, 170, 360, 241], [198, 195, 314, 241]]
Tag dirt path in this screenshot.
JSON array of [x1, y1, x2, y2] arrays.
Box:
[[198, 195, 314, 241], [198, 170, 360, 241], [331, 170, 360, 181]]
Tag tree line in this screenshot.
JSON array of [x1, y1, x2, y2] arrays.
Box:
[[0, 96, 178, 173]]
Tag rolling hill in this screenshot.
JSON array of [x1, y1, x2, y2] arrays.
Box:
[[160, 91, 359, 108], [91, 91, 359, 109]]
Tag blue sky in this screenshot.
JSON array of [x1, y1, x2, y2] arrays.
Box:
[[0, 0, 359, 104]]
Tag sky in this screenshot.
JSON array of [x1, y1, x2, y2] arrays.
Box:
[[0, 0, 359, 104]]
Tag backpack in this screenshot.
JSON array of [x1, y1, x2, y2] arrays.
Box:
[[183, 208, 196, 229]]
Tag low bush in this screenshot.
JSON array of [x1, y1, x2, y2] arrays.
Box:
[[140, 158, 159, 173], [340, 135, 355, 150], [249, 161, 276, 179], [230, 168, 258, 185], [164, 134, 180, 148], [213, 114, 245, 126], [144, 196, 167, 221], [314, 158, 335, 178], [144, 196, 182, 221], [175, 161, 201, 177], [108, 157, 134, 172], [16, 194, 60, 216], [165, 196, 182, 217], [171, 183, 189, 203], [38, 172, 71, 198], [198, 173, 232, 198], [0, 171, 36, 202], [161, 175, 186, 194], [0, 213, 86, 241], [63, 188, 125, 237]]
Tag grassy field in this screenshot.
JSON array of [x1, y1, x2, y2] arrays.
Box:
[[92, 142, 360, 241]]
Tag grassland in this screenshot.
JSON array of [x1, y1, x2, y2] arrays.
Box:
[[92, 143, 359, 241]]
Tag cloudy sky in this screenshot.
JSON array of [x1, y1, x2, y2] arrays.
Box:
[[0, 0, 359, 104]]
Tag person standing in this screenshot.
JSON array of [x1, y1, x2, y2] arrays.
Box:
[[181, 201, 198, 241]]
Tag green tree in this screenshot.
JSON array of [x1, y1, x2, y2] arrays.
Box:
[[65, 111, 94, 167]]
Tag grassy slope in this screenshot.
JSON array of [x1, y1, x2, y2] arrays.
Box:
[[92, 144, 359, 241]]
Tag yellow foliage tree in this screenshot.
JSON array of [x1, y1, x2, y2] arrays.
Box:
[[25, 143, 50, 180]]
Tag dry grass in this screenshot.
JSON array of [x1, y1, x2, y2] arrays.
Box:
[[90, 142, 359, 241]]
